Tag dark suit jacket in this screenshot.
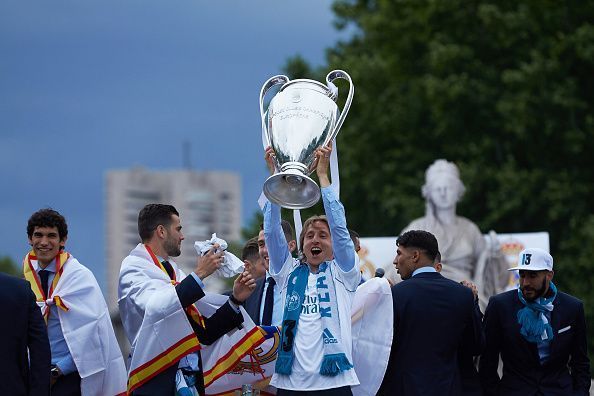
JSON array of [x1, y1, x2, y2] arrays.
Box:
[[0, 272, 50, 396], [459, 300, 484, 396], [479, 289, 591, 396], [133, 275, 244, 396], [243, 277, 266, 325], [377, 272, 484, 396]]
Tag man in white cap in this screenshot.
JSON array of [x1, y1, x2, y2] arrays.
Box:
[[479, 248, 591, 395]]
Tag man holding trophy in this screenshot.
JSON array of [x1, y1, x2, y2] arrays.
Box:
[[263, 144, 360, 395], [259, 70, 359, 395]]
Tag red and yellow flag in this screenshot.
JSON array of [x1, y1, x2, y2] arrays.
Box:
[[127, 333, 201, 393], [126, 245, 207, 394]]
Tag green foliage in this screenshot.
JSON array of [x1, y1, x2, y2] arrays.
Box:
[[318, 0, 594, 371], [283, 55, 315, 80], [0, 255, 20, 277], [242, 211, 263, 241], [226, 241, 244, 258]]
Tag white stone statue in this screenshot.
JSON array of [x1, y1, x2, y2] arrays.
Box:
[[402, 159, 508, 308]]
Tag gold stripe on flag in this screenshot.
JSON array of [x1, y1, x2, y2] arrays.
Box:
[[203, 326, 266, 387], [127, 334, 200, 393]]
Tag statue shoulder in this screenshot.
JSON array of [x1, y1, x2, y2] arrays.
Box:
[[456, 216, 482, 234]]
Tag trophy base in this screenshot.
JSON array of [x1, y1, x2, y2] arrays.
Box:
[[263, 170, 320, 209]]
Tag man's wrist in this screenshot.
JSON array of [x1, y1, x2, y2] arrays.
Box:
[[318, 175, 330, 187], [194, 269, 206, 280], [229, 294, 244, 305]]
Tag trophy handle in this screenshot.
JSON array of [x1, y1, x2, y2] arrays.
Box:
[[324, 70, 354, 146], [260, 75, 290, 148]]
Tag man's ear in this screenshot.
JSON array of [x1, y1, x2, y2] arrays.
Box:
[[547, 270, 554, 281], [59, 236, 68, 250], [288, 240, 297, 253], [412, 249, 420, 263], [156, 225, 166, 239]]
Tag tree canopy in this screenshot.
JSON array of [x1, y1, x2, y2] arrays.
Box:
[[0, 255, 20, 277]]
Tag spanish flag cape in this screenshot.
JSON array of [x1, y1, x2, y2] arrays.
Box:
[[119, 244, 266, 394], [23, 251, 128, 396], [119, 244, 202, 393]]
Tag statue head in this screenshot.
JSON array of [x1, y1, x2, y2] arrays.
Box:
[[421, 159, 466, 212]]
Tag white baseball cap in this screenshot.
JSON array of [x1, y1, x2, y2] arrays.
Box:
[[508, 248, 553, 272]]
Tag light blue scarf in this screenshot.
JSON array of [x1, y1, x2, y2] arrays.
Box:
[[517, 282, 557, 343], [276, 262, 353, 376]]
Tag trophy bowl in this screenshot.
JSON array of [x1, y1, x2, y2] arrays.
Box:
[[260, 71, 354, 209]]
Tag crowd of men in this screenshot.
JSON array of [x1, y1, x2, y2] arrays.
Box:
[[0, 144, 590, 396]]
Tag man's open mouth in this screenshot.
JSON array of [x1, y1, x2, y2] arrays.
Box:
[[311, 247, 322, 256]]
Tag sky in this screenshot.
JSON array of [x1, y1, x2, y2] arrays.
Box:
[[0, 1, 349, 288]]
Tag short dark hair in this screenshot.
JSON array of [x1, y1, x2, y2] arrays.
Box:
[[242, 237, 260, 262], [138, 204, 179, 242], [27, 209, 68, 240], [281, 220, 294, 242], [260, 220, 295, 242], [397, 230, 438, 262], [348, 229, 359, 240], [435, 250, 442, 264]]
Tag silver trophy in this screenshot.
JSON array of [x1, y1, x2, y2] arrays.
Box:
[[260, 70, 354, 209]]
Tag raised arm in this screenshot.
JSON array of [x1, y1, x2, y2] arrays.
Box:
[[262, 146, 291, 275], [263, 200, 291, 275], [317, 144, 355, 272]]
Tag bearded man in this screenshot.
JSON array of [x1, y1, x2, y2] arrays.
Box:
[[119, 203, 256, 395], [479, 248, 590, 395]]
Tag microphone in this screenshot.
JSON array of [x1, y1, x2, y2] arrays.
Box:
[[375, 268, 385, 278]]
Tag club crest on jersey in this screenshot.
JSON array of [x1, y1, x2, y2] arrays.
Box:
[[287, 291, 301, 311]]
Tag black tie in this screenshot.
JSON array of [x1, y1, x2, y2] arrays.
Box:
[[161, 261, 175, 280], [39, 269, 50, 297], [262, 277, 276, 326]]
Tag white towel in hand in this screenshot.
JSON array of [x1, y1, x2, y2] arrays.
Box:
[[194, 233, 244, 278]]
